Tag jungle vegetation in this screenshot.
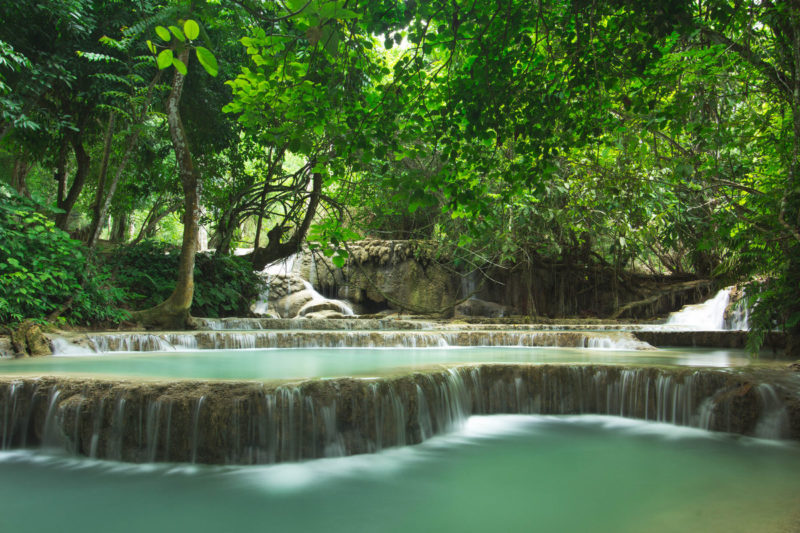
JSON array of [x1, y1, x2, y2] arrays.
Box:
[[1, 0, 799, 352]]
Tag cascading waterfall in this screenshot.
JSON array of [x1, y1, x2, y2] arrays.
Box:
[[88, 334, 175, 353], [753, 384, 790, 439], [666, 288, 730, 329], [665, 287, 749, 330], [251, 254, 358, 318], [295, 280, 355, 317], [51, 330, 656, 354], [252, 273, 272, 315], [1, 364, 796, 465]]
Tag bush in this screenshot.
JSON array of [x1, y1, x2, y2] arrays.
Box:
[[0, 185, 129, 325], [106, 240, 265, 318]]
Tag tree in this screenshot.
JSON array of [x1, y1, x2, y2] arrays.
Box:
[[131, 17, 218, 329]]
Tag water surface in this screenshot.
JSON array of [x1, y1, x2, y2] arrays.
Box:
[[0, 346, 754, 380], [0, 415, 797, 533]]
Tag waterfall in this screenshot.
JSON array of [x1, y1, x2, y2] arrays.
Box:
[[296, 280, 355, 317], [251, 253, 357, 318], [252, 273, 271, 315], [52, 330, 655, 354], [2, 365, 796, 465], [666, 287, 749, 330]]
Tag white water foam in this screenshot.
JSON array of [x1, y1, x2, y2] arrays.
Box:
[[665, 287, 747, 330], [50, 338, 97, 357]]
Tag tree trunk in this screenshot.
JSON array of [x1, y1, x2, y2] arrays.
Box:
[[55, 136, 91, 231], [110, 213, 131, 243], [87, 113, 116, 246], [784, 10, 800, 356], [10, 156, 30, 198], [253, 179, 271, 249], [132, 197, 182, 245], [87, 72, 162, 250], [252, 147, 286, 249], [214, 215, 236, 256], [132, 49, 200, 329]]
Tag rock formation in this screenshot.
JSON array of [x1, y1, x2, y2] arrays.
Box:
[[1, 364, 797, 465]]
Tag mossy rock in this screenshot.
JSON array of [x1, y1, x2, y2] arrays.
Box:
[[10, 320, 52, 357]]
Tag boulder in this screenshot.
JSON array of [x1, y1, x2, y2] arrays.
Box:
[[297, 299, 353, 317], [455, 298, 512, 318], [273, 289, 316, 318], [303, 310, 348, 319], [10, 321, 52, 357]]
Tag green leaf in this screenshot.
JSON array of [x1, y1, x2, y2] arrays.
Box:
[[317, 2, 359, 20], [157, 49, 173, 70], [146, 40, 157, 54], [183, 19, 200, 40], [169, 25, 186, 42], [172, 57, 187, 75], [286, 0, 307, 12], [155, 26, 171, 42], [332, 255, 346, 268], [322, 26, 340, 56], [195, 46, 218, 77]]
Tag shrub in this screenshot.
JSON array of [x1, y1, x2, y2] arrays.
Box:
[[0, 185, 129, 325], [106, 240, 265, 318]]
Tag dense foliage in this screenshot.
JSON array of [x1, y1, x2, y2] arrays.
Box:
[[0, 185, 128, 325], [106, 240, 265, 318], [0, 0, 799, 350]]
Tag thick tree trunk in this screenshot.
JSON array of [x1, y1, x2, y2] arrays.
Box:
[[133, 50, 199, 329]]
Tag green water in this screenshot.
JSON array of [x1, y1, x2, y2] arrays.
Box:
[[0, 415, 797, 533], [0, 346, 752, 380]]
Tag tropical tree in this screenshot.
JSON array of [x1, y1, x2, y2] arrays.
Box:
[[131, 16, 219, 328]]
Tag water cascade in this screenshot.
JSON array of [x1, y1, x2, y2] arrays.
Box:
[[665, 287, 749, 330], [251, 254, 358, 319], [52, 330, 656, 354], [1, 364, 797, 465]]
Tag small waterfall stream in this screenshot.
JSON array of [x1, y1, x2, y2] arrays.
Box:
[[52, 330, 656, 354], [1, 365, 796, 465], [666, 287, 749, 330], [251, 254, 357, 318]]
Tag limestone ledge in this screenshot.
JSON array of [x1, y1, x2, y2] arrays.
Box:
[[1, 364, 798, 465], [60, 330, 656, 352]]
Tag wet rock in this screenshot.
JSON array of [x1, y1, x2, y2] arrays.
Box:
[[303, 310, 348, 319], [634, 331, 749, 348], [297, 299, 352, 317], [274, 289, 316, 318], [455, 298, 512, 318], [292, 241, 459, 316], [723, 285, 749, 329]]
